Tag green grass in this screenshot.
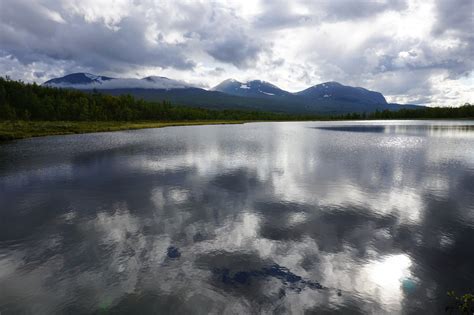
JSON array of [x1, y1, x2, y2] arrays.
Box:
[[0, 120, 248, 142]]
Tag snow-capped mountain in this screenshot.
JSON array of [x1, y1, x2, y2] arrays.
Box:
[[43, 73, 421, 114], [43, 73, 114, 86], [211, 79, 291, 98], [296, 81, 387, 105], [43, 73, 195, 90]]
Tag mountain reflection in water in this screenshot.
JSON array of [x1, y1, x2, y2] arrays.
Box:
[[0, 120, 473, 314]]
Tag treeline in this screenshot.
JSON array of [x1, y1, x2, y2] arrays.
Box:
[[341, 105, 474, 120], [0, 76, 472, 121], [0, 77, 322, 121]]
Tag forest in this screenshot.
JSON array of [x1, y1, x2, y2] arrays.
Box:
[[0, 76, 472, 122]]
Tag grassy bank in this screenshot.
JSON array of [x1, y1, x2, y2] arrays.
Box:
[[0, 120, 248, 142]]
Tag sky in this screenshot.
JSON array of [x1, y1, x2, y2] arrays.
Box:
[[0, 0, 472, 106]]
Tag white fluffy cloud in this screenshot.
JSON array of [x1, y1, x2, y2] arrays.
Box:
[[0, 0, 472, 106]]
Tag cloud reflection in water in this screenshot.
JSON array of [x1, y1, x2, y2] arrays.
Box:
[[0, 121, 473, 314]]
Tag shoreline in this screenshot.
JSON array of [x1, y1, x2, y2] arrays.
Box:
[[0, 120, 250, 142], [1, 118, 473, 142]]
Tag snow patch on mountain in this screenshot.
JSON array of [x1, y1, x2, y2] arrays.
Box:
[[44, 73, 195, 90], [84, 73, 100, 81]]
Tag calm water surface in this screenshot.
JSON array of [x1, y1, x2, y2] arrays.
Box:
[[0, 120, 473, 314]]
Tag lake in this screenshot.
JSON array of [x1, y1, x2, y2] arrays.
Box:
[[1, 120, 473, 314]]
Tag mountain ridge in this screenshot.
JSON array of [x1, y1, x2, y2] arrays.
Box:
[[42, 73, 423, 114], [211, 79, 292, 98], [44, 73, 195, 90], [296, 81, 387, 105]]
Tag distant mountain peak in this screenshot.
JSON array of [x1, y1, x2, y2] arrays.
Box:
[[42, 72, 420, 114], [224, 78, 240, 83], [320, 81, 342, 87], [296, 81, 387, 105], [83, 73, 101, 80], [212, 78, 290, 98], [43, 73, 194, 90], [43, 73, 114, 86], [247, 79, 280, 88]]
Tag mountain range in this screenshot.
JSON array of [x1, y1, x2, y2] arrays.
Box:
[[43, 73, 422, 114]]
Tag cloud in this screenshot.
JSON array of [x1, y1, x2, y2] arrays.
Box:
[[2, 118, 474, 313], [431, 0, 474, 77], [432, 0, 473, 37], [175, 2, 269, 68], [0, 0, 196, 72], [205, 34, 266, 68], [278, 0, 472, 105], [0, 0, 472, 106], [253, 0, 312, 30], [254, 0, 408, 30], [311, 0, 408, 21]]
